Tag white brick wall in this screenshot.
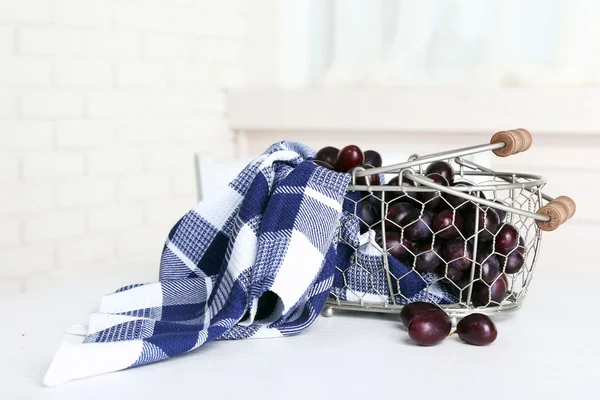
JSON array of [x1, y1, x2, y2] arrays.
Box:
[[53, 0, 115, 28], [55, 59, 114, 88], [0, 0, 52, 24], [23, 151, 84, 181], [24, 211, 86, 242], [87, 31, 141, 58], [0, 59, 52, 86], [116, 61, 166, 87], [0, 1, 248, 299], [22, 91, 84, 118], [119, 172, 172, 200], [87, 148, 144, 174], [19, 27, 85, 56], [87, 204, 144, 233], [0, 153, 19, 184]]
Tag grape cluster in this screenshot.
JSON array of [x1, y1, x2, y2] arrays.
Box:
[[400, 302, 498, 346], [314, 144, 527, 308], [313, 145, 382, 173]]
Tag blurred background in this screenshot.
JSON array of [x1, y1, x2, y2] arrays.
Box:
[[0, 0, 597, 299]]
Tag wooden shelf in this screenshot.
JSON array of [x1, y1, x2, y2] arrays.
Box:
[[227, 86, 600, 135]]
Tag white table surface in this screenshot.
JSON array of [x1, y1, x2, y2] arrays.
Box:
[[1, 263, 598, 400]]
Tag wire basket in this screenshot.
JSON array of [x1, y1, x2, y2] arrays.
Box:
[[324, 129, 575, 319]]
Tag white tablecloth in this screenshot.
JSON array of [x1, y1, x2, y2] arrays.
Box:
[[1, 263, 597, 400]]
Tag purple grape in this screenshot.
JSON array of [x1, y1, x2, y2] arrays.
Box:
[[385, 176, 418, 204], [335, 145, 364, 173], [313, 160, 334, 170], [453, 276, 475, 302], [425, 161, 455, 185], [408, 309, 452, 346], [417, 173, 449, 210], [364, 150, 382, 168], [432, 209, 463, 239], [385, 202, 417, 232], [464, 207, 500, 242], [363, 190, 384, 211], [377, 231, 415, 262], [359, 200, 380, 233], [475, 247, 500, 284], [445, 184, 486, 214], [492, 200, 507, 222], [315, 146, 338, 166], [399, 301, 442, 328], [414, 241, 443, 273], [374, 227, 382, 243], [442, 239, 473, 271], [404, 210, 434, 242], [456, 313, 498, 346], [494, 224, 520, 255], [472, 274, 508, 307], [503, 251, 525, 274], [517, 236, 526, 255], [444, 264, 466, 283], [445, 182, 470, 210], [354, 164, 380, 186]]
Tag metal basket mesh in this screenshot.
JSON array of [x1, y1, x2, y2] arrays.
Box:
[[327, 158, 546, 317]]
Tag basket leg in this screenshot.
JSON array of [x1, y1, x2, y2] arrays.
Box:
[[322, 306, 334, 318]]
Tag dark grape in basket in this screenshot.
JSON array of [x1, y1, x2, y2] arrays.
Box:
[[476, 247, 501, 284], [417, 173, 449, 211], [364, 150, 383, 168], [385, 202, 417, 232], [471, 274, 508, 307], [354, 164, 380, 186], [464, 207, 500, 242], [456, 313, 498, 346], [387, 175, 417, 187], [425, 161, 455, 186], [503, 251, 525, 274], [517, 236, 525, 254], [452, 276, 473, 301], [404, 209, 435, 242], [432, 209, 463, 240], [400, 301, 442, 328], [376, 231, 415, 262], [335, 145, 364, 173], [494, 224, 520, 255], [408, 309, 452, 346], [492, 200, 508, 222], [363, 189, 383, 207], [414, 241, 443, 273], [373, 226, 382, 243], [442, 238, 473, 271], [386, 176, 418, 204], [359, 200, 380, 234], [445, 182, 476, 212], [444, 264, 466, 283], [315, 146, 339, 166], [312, 160, 334, 170]]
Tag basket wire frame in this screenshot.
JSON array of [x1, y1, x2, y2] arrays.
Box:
[[326, 154, 546, 319]]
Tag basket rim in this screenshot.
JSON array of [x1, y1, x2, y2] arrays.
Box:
[[348, 170, 546, 192]]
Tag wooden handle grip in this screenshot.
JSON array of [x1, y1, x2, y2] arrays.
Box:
[[536, 196, 576, 231], [490, 128, 532, 157]]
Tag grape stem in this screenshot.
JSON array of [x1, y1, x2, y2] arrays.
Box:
[[448, 330, 457, 337]]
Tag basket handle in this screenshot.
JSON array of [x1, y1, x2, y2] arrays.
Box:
[[490, 129, 532, 157], [535, 196, 576, 231]]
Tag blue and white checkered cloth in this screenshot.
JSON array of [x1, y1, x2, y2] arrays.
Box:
[[44, 141, 455, 386], [332, 194, 457, 305]]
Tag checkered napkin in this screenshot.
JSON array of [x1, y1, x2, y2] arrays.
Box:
[[43, 141, 456, 387], [332, 193, 458, 305], [43, 141, 352, 386]]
